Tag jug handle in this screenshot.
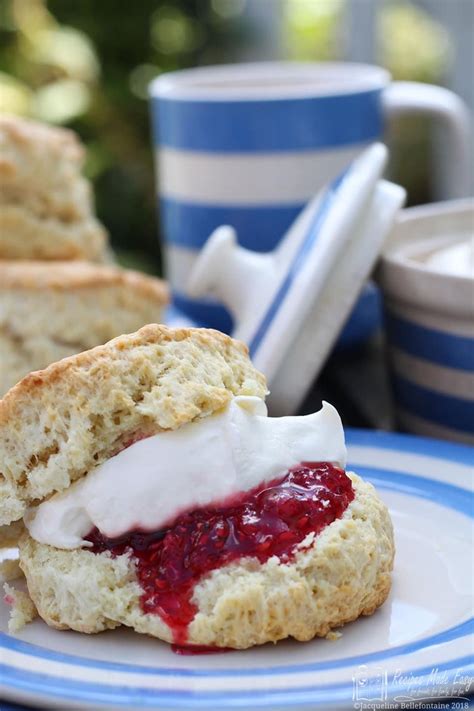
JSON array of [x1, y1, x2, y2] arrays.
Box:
[[383, 81, 471, 200]]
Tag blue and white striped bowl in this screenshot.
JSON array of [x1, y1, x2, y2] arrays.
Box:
[[379, 199, 474, 444]]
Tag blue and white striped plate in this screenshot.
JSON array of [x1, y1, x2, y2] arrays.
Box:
[[1, 431, 472, 711]]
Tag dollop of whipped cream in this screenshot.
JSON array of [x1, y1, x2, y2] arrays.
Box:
[[424, 237, 474, 278], [24, 397, 346, 549]]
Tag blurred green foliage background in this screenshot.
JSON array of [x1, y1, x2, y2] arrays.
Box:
[[0, 0, 454, 274]]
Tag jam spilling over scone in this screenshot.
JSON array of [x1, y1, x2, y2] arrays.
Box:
[[86, 462, 354, 644]]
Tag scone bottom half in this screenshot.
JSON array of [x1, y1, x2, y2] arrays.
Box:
[[1, 324, 395, 651]]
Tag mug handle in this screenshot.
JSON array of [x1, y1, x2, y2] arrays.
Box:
[[383, 81, 471, 200]]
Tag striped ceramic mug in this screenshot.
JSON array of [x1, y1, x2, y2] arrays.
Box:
[[378, 200, 473, 444], [150, 62, 469, 333]]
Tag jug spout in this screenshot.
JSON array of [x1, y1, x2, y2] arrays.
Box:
[[187, 225, 277, 327]]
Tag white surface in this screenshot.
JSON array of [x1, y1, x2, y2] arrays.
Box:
[[380, 200, 474, 325], [25, 399, 346, 548], [424, 236, 474, 278], [187, 185, 329, 348], [157, 144, 366, 204], [1, 435, 472, 710], [149, 61, 390, 99], [268, 179, 404, 415]]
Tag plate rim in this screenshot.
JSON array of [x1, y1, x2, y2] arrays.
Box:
[[1, 656, 473, 709], [1, 429, 473, 708], [345, 427, 474, 466]]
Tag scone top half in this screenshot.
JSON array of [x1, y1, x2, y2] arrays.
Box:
[[0, 324, 267, 526]]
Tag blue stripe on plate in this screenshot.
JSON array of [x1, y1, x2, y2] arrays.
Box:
[[1, 463, 472, 678], [0, 656, 472, 708], [151, 91, 382, 152], [392, 374, 474, 434], [160, 198, 303, 251], [249, 172, 343, 357], [356, 465, 473, 517], [1, 618, 471, 679], [346, 427, 474, 466], [385, 312, 474, 372]]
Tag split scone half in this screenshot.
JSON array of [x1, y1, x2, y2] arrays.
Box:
[[1, 325, 394, 649], [0, 261, 168, 397], [0, 115, 110, 262]]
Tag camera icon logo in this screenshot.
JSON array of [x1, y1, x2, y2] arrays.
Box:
[[352, 664, 388, 702]]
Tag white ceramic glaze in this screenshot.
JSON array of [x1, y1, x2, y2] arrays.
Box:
[[188, 144, 406, 415]]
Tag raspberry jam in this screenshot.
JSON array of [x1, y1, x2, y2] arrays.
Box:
[[86, 462, 354, 645]]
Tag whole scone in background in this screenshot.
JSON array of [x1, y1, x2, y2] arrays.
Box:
[[0, 325, 394, 648], [0, 115, 110, 262], [0, 261, 168, 397]]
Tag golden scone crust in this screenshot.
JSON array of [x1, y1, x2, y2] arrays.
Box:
[[0, 261, 169, 398], [0, 325, 268, 526], [0, 259, 169, 294], [0, 115, 86, 215], [0, 115, 109, 262], [18, 474, 394, 647], [0, 207, 109, 262]]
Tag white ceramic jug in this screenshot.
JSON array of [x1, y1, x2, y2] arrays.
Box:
[[188, 144, 406, 414]]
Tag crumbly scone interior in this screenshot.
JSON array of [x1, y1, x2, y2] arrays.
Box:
[[0, 264, 169, 397], [0, 325, 267, 526], [0, 209, 109, 262]]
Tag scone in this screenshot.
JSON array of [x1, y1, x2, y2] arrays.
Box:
[[0, 260, 168, 396], [0, 325, 394, 649], [0, 115, 110, 262]]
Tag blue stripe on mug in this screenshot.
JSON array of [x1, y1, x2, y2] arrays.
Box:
[[172, 291, 234, 333], [152, 91, 383, 153], [392, 374, 474, 434], [160, 198, 303, 251], [385, 312, 474, 372]]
